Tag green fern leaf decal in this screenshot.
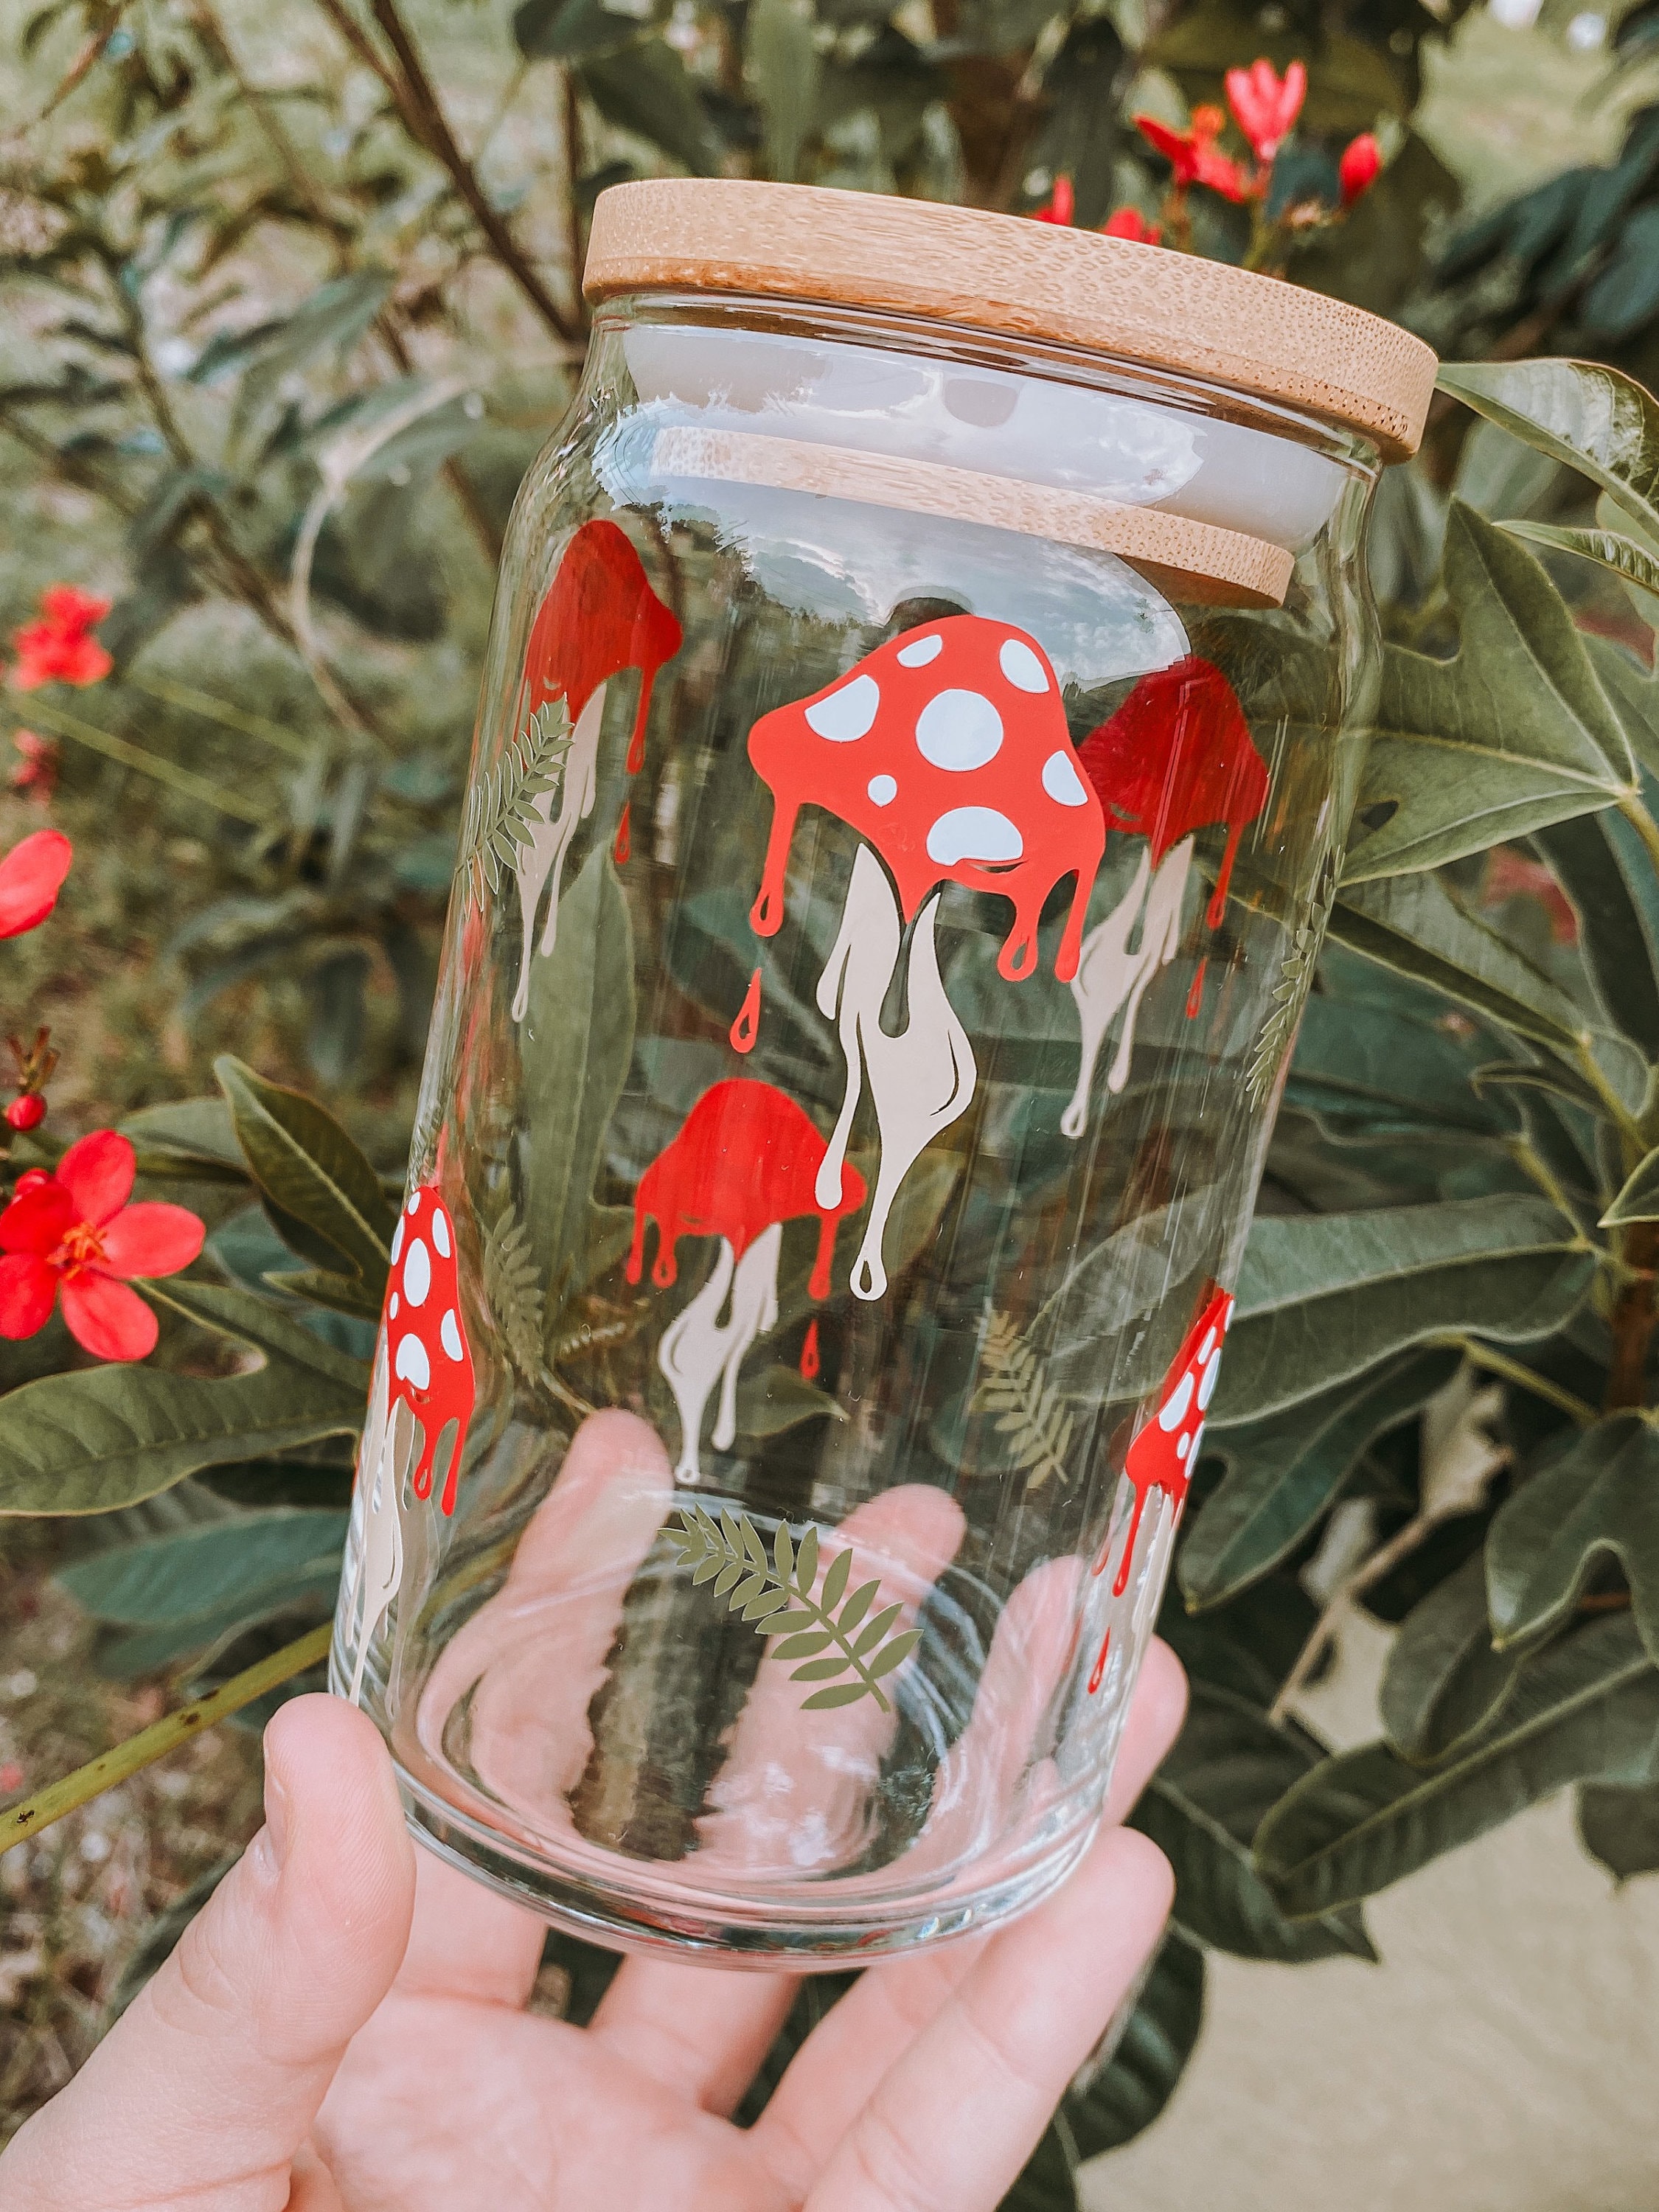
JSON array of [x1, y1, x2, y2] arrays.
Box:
[[973, 1310, 1075, 1489], [456, 698, 572, 911], [664, 1506, 922, 1714], [483, 1205, 546, 1382], [1244, 920, 1318, 1109]]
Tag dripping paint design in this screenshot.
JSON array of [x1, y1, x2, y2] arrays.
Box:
[[627, 1079, 866, 1481], [507, 519, 681, 1020], [1096, 1286, 1234, 1600], [385, 1183, 476, 1516]]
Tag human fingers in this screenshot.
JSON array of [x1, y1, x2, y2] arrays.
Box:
[[752, 1635, 1186, 2187], [588, 1485, 964, 2114], [0, 1696, 413, 2212], [807, 1824, 1173, 2212], [414, 1408, 675, 1835]]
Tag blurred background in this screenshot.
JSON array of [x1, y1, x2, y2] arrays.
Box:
[[3, 0, 1659, 2194]]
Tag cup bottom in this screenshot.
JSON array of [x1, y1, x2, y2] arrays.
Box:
[[394, 1758, 1101, 1968]]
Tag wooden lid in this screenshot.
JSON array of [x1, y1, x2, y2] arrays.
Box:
[[651, 426, 1294, 608], [586, 180, 1437, 463]]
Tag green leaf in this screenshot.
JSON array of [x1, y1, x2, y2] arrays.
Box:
[[837, 1577, 880, 1635], [799, 1679, 872, 1711], [773, 1630, 835, 1660], [1379, 1555, 1523, 1764], [1329, 871, 1604, 1062], [520, 846, 636, 1310], [263, 1267, 385, 1321], [866, 1627, 922, 1677], [1577, 1774, 1659, 1881], [1129, 1683, 1374, 1961], [515, 0, 667, 62], [1216, 1197, 1592, 1424], [58, 1509, 347, 1627], [732, 1364, 846, 1440], [1436, 358, 1659, 543], [1602, 1144, 1659, 1224], [1183, 1348, 1460, 1611], [1487, 1414, 1659, 1661], [821, 1545, 852, 1613], [119, 1097, 250, 1185], [1506, 519, 1659, 613], [1285, 993, 1500, 1138], [580, 40, 725, 174], [1256, 1615, 1659, 1916], [745, 0, 819, 181], [1533, 801, 1659, 1060], [1063, 1929, 1204, 2158], [214, 1057, 394, 1290], [1585, 633, 1659, 785], [795, 1525, 819, 1595], [1343, 504, 1635, 883], [773, 1520, 794, 1587], [791, 1652, 854, 1682], [0, 1286, 367, 1514]]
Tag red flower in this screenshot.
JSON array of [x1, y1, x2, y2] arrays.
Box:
[[1339, 131, 1382, 206], [11, 584, 113, 692], [1135, 106, 1251, 202], [1102, 206, 1161, 243], [1224, 58, 1306, 162], [5, 1094, 45, 1133], [0, 1131, 204, 1362], [10, 730, 58, 804], [1031, 175, 1075, 225], [0, 830, 72, 939]]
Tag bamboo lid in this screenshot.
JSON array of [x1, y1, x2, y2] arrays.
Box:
[[585, 180, 1437, 463]]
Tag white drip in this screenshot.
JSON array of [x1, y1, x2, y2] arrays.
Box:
[[1062, 836, 1194, 1138], [658, 1223, 783, 1483], [345, 1347, 409, 1706], [509, 683, 608, 1022], [815, 843, 977, 1301]]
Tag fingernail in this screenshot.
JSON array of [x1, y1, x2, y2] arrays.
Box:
[[262, 1769, 294, 1872]]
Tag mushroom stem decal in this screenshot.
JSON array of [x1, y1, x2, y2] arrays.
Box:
[[507, 518, 681, 1020], [1065, 657, 1268, 1130], [627, 1079, 866, 1481], [1095, 1285, 1233, 1606], [344, 1346, 417, 1707], [745, 616, 1101, 1300]]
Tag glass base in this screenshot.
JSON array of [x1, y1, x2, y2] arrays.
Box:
[[394, 1760, 1099, 1968]]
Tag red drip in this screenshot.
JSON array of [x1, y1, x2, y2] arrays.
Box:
[[627, 1079, 866, 1296], [730, 967, 762, 1054], [1108, 1284, 1236, 1599], [382, 1182, 476, 1518], [1186, 958, 1207, 1020], [1087, 1626, 1112, 1696], [1112, 1486, 1152, 1596], [516, 517, 681, 779], [745, 616, 1105, 984], [1077, 655, 1268, 934], [800, 1316, 821, 1380], [613, 800, 631, 866]]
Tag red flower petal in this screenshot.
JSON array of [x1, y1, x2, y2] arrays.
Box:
[[100, 1200, 206, 1280], [1340, 131, 1382, 205], [39, 585, 111, 631], [0, 1253, 59, 1338], [57, 633, 113, 687], [60, 1272, 157, 1361], [0, 1183, 74, 1256], [56, 1129, 136, 1225], [0, 829, 72, 938]]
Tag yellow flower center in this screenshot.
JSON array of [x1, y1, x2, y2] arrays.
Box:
[[52, 1220, 106, 1275]]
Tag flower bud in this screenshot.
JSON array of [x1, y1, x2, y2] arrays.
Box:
[[5, 1093, 46, 1132]]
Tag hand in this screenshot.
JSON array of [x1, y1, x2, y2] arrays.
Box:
[[0, 1413, 1186, 2212]]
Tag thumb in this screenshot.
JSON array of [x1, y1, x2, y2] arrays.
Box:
[[0, 1694, 415, 2211]]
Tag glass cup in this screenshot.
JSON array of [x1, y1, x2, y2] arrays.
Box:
[[331, 181, 1435, 1962]]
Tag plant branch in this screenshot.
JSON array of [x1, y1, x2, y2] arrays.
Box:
[[124, 670, 320, 764], [1441, 1335, 1598, 1427], [1, 1621, 331, 1858], [1267, 1508, 1436, 1725], [8, 696, 268, 824], [1606, 1218, 1659, 1412]]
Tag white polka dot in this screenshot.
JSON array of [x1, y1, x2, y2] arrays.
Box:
[[431, 1207, 451, 1259], [1224, 1298, 1236, 1329], [927, 806, 1023, 864], [1197, 1349, 1222, 1410], [1177, 1433, 1191, 1461], [389, 1293, 400, 1320], [897, 633, 943, 667], [1198, 1329, 1217, 1363], [440, 1308, 464, 1361], [806, 674, 880, 742], [394, 1333, 431, 1391], [916, 689, 1004, 772], [390, 1218, 404, 1264], [403, 1238, 431, 1307], [1042, 749, 1089, 807], [999, 637, 1049, 693], [406, 1189, 420, 1216], [867, 773, 897, 807], [1190, 1420, 1206, 1461], [1158, 1370, 1195, 1432]]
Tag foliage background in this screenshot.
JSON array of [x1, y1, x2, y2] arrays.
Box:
[[4, 0, 1659, 2193]]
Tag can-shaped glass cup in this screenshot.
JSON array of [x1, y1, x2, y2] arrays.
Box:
[[332, 181, 1436, 1963]]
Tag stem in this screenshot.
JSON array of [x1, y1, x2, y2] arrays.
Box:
[[190, 0, 343, 231], [124, 671, 320, 764], [1268, 1509, 1433, 1725], [7, 697, 268, 824], [1606, 1217, 1659, 1411], [355, 0, 579, 346], [1, 1622, 332, 1859], [29, 0, 136, 124], [1443, 1335, 1598, 1427], [1618, 791, 1659, 885]]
